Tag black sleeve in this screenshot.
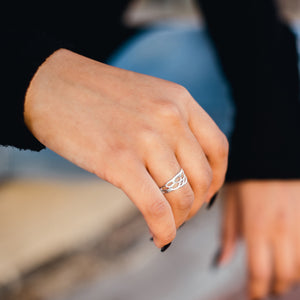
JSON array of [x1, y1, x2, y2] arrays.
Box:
[[198, 0, 300, 181], [1, 2, 134, 151], [1, 30, 70, 151]]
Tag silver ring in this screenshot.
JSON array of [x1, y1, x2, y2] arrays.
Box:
[[159, 168, 188, 194]]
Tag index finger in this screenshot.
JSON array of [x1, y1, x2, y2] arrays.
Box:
[[114, 158, 177, 249]]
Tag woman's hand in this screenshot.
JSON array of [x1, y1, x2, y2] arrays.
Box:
[[220, 180, 300, 299], [24, 49, 228, 249]]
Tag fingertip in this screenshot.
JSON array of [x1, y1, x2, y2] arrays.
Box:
[[178, 222, 186, 230], [211, 247, 222, 268], [218, 239, 236, 266], [152, 235, 175, 250], [151, 223, 176, 249], [207, 192, 219, 210], [161, 242, 172, 252], [218, 249, 232, 267]]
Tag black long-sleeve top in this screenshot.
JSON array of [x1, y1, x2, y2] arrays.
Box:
[[1, 0, 300, 182], [199, 0, 300, 181]]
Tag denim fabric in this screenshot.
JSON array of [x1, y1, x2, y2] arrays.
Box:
[[107, 22, 235, 138]]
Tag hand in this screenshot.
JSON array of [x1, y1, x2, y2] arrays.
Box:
[[24, 49, 228, 249], [220, 180, 300, 299]]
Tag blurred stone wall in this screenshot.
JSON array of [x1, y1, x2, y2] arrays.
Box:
[[125, 0, 300, 26], [278, 0, 300, 21]]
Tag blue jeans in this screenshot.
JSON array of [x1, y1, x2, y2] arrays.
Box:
[[107, 22, 235, 138], [108, 21, 300, 140]]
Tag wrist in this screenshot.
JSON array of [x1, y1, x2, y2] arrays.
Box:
[[24, 48, 74, 139]]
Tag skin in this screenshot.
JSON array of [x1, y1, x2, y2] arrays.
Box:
[[24, 49, 228, 249], [220, 180, 300, 299]]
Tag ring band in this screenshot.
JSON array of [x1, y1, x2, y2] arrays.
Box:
[[159, 168, 188, 194]]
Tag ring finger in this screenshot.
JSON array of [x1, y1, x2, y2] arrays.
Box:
[[146, 143, 194, 228]]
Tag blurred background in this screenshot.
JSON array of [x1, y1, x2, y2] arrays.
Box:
[[1, 1, 300, 300]]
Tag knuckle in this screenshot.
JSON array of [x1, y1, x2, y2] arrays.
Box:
[[171, 84, 195, 110], [147, 198, 169, 218], [198, 167, 213, 192], [176, 189, 194, 211], [216, 132, 229, 159], [139, 128, 160, 148], [156, 100, 182, 123], [170, 83, 191, 99]]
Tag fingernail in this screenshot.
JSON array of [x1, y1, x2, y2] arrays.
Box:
[[161, 242, 172, 252], [179, 222, 185, 230], [211, 247, 222, 268], [207, 192, 219, 210], [150, 237, 153, 241]]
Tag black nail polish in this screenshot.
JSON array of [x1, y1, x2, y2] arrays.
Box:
[[211, 247, 222, 268], [207, 192, 219, 210], [179, 222, 185, 230], [161, 242, 172, 252]]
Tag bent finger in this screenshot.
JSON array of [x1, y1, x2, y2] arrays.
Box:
[[113, 155, 176, 249], [174, 128, 212, 219], [187, 99, 229, 200], [146, 144, 194, 229]]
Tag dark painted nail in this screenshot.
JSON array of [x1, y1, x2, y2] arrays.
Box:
[[179, 222, 185, 230], [207, 192, 219, 210], [211, 247, 222, 268], [150, 237, 153, 241], [161, 242, 172, 252]]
